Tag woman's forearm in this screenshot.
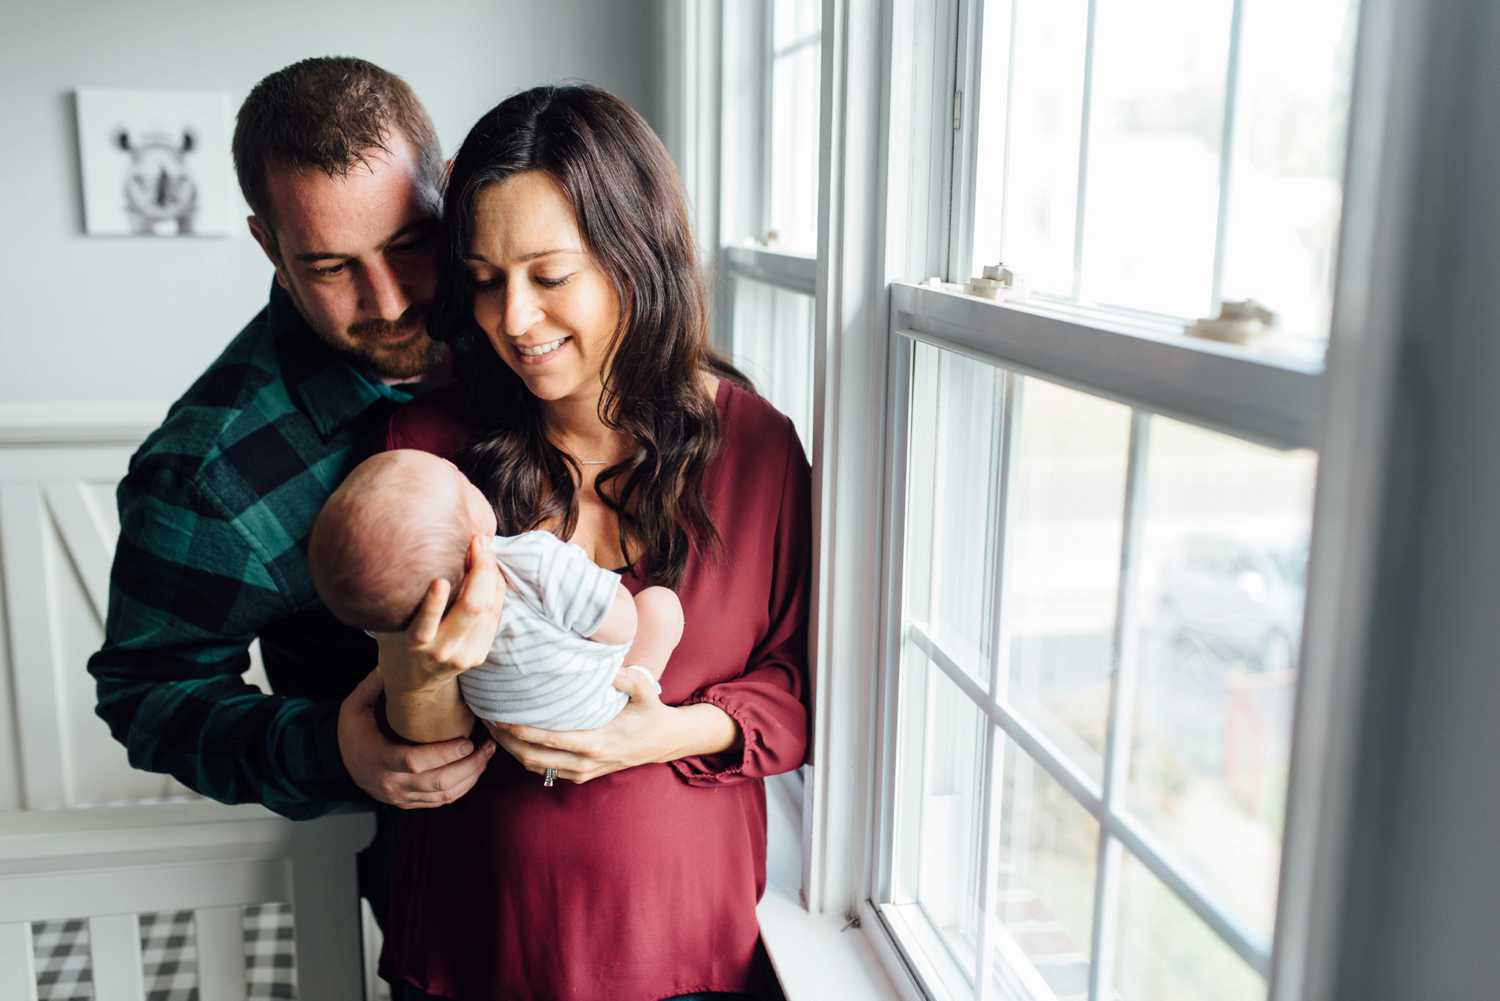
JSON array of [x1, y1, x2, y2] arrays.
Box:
[[662, 702, 742, 762], [385, 676, 475, 743]]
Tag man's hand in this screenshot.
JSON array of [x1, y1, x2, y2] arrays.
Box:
[[337, 667, 496, 808]]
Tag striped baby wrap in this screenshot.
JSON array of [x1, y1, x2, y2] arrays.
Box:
[[458, 531, 632, 730]]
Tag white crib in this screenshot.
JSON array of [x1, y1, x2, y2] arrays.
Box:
[[0, 410, 383, 1000], [0, 801, 376, 1001]]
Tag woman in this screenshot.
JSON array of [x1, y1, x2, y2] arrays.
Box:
[[373, 85, 811, 1001]]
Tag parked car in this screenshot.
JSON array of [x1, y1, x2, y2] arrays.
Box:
[[1154, 533, 1307, 672]]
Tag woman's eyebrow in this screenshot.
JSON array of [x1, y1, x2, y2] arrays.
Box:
[[463, 248, 582, 263]]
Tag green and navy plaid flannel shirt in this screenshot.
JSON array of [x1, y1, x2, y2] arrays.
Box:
[[88, 283, 418, 820]]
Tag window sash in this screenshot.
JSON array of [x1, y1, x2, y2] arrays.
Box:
[[878, 284, 1321, 996], [723, 244, 819, 296], [891, 282, 1324, 452], [953, 0, 1331, 328], [881, 323, 1288, 997], [764, 3, 822, 251]]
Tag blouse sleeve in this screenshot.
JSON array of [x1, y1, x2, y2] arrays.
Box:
[[671, 424, 812, 785]]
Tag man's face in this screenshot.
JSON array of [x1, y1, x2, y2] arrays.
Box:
[[248, 135, 443, 379]]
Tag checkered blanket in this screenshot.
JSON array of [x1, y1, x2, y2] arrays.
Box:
[[29, 903, 388, 1001]]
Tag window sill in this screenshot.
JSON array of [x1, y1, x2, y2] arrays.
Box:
[[757, 773, 914, 1001]]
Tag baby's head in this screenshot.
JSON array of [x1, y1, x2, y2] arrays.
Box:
[[309, 449, 498, 632]]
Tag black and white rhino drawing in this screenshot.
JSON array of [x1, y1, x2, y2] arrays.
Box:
[[112, 128, 198, 236]]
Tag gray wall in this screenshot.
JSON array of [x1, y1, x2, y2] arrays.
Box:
[[0, 0, 662, 407]]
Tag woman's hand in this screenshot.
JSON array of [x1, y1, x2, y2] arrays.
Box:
[[487, 667, 741, 784], [375, 534, 505, 743]]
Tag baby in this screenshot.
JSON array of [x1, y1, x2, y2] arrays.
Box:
[[308, 450, 683, 732]]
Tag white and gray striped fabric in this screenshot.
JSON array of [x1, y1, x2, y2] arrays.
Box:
[[459, 531, 632, 730]]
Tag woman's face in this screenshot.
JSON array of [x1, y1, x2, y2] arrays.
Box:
[[463, 171, 622, 404]]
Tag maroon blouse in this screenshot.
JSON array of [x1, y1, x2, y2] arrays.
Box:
[[377, 379, 812, 1001]]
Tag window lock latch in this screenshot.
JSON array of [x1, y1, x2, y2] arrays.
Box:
[[966, 262, 1026, 300], [1186, 298, 1280, 345]]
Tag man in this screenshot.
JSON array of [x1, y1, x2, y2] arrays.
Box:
[[88, 58, 494, 853]]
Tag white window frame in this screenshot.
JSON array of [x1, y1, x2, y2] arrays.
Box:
[[874, 284, 1318, 995], [661, 0, 1434, 997], [677, 1, 821, 370], [947, 0, 1252, 310]]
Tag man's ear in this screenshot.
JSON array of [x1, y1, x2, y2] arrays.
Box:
[[246, 215, 289, 290]]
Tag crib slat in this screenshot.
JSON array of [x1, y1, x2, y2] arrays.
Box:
[[194, 905, 248, 1001], [88, 914, 145, 1001], [361, 898, 383, 1001], [290, 851, 365, 1001], [0, 921, 39, 1001]]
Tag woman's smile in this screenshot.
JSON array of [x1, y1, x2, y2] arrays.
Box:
[[514, 335, 572, 364]]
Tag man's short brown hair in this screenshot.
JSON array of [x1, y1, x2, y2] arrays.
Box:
[[232, 56, 442, 227]]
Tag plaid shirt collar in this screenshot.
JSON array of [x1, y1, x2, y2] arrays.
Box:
[[266, 281, 419, 438]]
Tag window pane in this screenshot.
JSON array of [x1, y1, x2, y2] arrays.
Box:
[[730, 277, 815, 452], [1128, 417, 1316, 942], [988, 735, 1099, 1001], [1001, 376, 1130, 782], [904, 343, 1004, 686], [973, 0, 1089, 294], [1218, 0, 1359, 338], [769, 41, 821, 254], [916, 656, 988, 970], [773, 0, 820, 48], [1114, 855, 1265, 1001], [1081, 0, 1234, 318], [972, 0, 1361, 338]]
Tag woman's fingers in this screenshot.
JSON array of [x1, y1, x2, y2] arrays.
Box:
[[611, 665, 663, 705], [408, 578, 451, 646], [447, 534, 505, 657], [505, 722, 605, 758], [492, 726, 593, 774]]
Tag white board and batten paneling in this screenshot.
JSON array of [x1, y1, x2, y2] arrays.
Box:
[[0, 403, 378, 1000], [0, 403, 271, 810]]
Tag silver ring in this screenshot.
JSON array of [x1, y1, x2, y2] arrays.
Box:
[[543, 767, 557, 787]]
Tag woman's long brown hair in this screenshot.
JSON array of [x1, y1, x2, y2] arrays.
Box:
[[429, 85, 749, 586]]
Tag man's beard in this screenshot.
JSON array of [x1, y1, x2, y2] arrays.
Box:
[[344, 304, 441, 379]]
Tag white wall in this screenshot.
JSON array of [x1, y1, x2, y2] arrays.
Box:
[[0, 0, 661, 408]]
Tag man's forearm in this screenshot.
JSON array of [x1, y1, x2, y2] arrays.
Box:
[[91, 654, 358, 819]]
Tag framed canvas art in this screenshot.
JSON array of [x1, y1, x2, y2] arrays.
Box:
[[75, 88, 232, 237]]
